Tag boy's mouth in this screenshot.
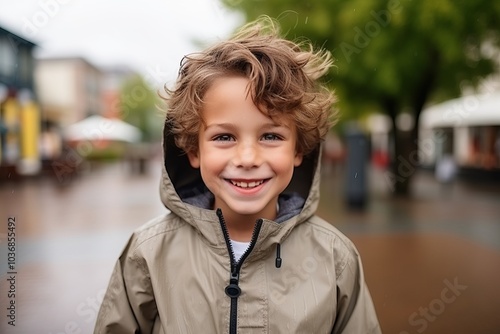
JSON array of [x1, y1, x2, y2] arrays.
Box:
[[228, 179, 268, 189]]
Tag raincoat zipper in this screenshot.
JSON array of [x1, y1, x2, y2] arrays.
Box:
[[216, 209, 263, 334]]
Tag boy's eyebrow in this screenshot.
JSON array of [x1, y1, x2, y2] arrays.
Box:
[[204, 123, 237, 131], [204, 122, 291, 130], [261, 122, 292, 130]]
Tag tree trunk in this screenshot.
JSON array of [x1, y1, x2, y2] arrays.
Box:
[[385, 49, 439, 197], [392, 128, 416, 196], [384, 97, 415, 196], [411, 48, 440, 160]]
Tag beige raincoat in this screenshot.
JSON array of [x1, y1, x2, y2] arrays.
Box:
[[94, 122, 381, 333]]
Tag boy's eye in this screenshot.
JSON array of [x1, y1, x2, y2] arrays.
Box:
[[213, 134, 234, 141], [261, 133, 282, 141]]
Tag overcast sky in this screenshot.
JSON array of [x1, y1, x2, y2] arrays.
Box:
[[0, 0, 242, 87]]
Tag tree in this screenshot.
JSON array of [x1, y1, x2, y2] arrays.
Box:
[[222, 0, 500, 195], [119, 75, 162, 142]]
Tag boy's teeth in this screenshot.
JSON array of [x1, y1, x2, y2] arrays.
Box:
[[230, 180, 264, 188]]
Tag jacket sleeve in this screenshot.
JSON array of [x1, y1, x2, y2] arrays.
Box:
[[94, 236, 158, 334], [331, 243, 382, 334]]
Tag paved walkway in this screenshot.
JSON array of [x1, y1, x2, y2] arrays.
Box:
[[318, 166, 500, 334], [0, 158, 499, 333]]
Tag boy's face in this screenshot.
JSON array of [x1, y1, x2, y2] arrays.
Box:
[[188, 76, 303, 222]]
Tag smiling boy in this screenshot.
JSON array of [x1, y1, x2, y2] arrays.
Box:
[[94, 18, 381, 334], [187, 76, 303, 242]]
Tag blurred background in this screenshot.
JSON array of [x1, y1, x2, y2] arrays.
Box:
[[0, 0, 499, 333]]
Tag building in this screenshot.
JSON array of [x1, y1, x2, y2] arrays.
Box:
[[0, 25, 40, 176], [35, 57, 104, 126], [101, 66, 136, 119], [419, 93, 500, 173]]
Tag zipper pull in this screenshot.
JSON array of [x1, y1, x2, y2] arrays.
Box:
[[225, 272, 241, 298], [275, 243, 282, 268]]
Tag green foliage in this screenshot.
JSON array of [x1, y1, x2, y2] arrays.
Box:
[[119, 75, 162, 142], [222, 0, 500, 120], [84, 142, 126, 161]]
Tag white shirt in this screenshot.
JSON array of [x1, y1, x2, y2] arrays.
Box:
[[230, 239, 250, 262], [229, 203, 277, 262]]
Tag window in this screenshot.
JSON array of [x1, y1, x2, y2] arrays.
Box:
[[0, 36, 16, 77]]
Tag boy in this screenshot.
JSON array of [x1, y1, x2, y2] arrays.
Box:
[[94, 18, 381, 333]]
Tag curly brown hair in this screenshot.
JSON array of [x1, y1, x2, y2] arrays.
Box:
[[163, 17, 337, 156]]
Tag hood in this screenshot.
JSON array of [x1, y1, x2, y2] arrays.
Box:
[[159, 118, 322, 249]]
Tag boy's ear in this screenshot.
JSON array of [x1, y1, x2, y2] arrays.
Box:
[[294, 151, 303, 167], [187, 150, 200, 168]]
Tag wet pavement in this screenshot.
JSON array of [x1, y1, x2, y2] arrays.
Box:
[[319, 165, 500, 334], [1, 159, 167, 334], [1, 157, 499, 334]]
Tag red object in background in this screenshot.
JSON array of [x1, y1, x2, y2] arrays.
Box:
[[372, 150, 389, 168]]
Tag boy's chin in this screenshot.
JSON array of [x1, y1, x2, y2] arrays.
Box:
[[222, 201, 276, 219]]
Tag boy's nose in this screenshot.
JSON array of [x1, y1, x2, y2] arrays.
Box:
[[235, 142, 260, 168]]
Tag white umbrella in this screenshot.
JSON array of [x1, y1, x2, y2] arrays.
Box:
[[63, 115, 141, 143]]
